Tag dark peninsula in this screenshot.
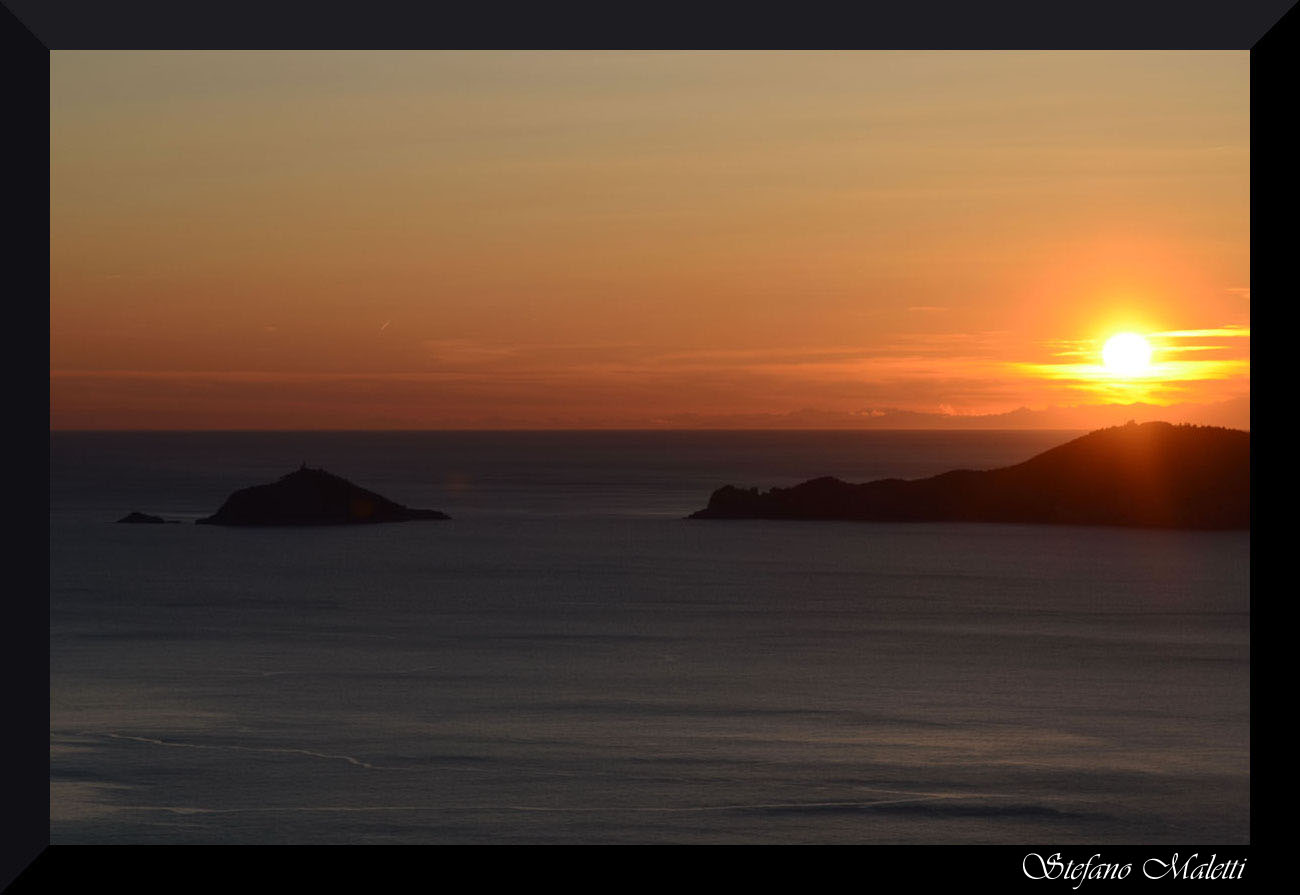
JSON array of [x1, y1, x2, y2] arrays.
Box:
[[196, 465, 450, 526], [689, 422, 1249, 530]]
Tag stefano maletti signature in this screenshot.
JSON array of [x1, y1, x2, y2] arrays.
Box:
[[1023, 852, 1247, 886]]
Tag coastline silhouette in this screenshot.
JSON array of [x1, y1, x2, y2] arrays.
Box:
[[689, 421, 1249, 529], [110, 423, 1249, 530]]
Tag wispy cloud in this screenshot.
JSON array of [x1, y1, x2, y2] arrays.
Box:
[[421, 339, 521, 366], [1017, 358, 1250, 383], [1153, 326, 1250, 339]]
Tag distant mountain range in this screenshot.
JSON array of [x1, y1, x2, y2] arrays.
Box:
[[689, 421, 1249, 529], [657, 396, 1249, 431]]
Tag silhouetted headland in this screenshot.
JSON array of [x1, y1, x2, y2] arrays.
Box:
[[689, 422, 1249, 530], [196, 465, 450, 526], [116, 511, 167, 524]]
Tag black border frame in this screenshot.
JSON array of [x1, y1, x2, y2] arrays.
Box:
[[18, 1, 1287, 886]]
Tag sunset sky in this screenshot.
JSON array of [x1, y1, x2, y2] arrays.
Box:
[[50, 51, 1250, 429]]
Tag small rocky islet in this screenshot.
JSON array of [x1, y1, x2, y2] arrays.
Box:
[[116, 465, 449, 526], [115, 511, 169, 524], [195, 465, 450, 526]]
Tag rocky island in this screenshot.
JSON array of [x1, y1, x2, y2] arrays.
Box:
[[196, 465, 450, 526], [689, 422, 1249, 530], [116, 511, 167, 524]]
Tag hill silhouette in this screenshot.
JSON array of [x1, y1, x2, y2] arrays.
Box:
[[196, 466, 450, 526], [689, 422, 1249, 529]]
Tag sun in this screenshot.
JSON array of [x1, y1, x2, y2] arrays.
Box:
[[1101, 332, 1153, 377]]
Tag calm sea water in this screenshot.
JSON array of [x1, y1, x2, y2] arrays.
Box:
[[49, 431, 1250, 844]]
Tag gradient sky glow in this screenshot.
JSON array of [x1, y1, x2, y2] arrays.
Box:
[[50, 51, 1250, 429]]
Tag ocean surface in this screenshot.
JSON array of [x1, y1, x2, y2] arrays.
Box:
[[49, 430, 1250, 844]]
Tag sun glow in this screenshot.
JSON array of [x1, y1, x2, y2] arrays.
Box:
[[1101, 333, 1154, 378]]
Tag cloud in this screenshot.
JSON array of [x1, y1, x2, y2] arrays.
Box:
[[1153, 326, 1250, 339], [421, 339, 521, 366]]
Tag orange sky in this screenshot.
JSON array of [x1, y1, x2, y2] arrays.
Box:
[[50, 51, 1250, 429]]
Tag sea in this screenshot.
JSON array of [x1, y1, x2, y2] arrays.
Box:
[[48, 430, 1250, 844]]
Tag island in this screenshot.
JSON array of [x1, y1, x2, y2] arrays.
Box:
[[196, 465, 450, 526], [688, 422, 1249, 530], [116, 511, 167, 524]]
